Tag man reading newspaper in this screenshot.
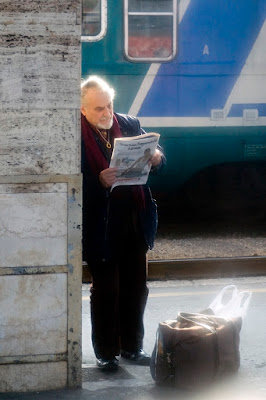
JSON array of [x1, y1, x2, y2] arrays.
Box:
[[81, 75, 165, 371]]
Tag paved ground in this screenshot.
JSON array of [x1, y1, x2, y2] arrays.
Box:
[[2, 276, 266, 399]]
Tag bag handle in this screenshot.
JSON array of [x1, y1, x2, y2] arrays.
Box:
[[208, 285, 238, 315], [177, 312, 223, 333], [232, 290, 252, 319]]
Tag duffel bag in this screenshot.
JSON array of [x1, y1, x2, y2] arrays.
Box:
[[150, 312, 242, 390]]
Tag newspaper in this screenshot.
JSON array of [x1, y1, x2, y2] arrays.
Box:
[[109, 132, 160, 190]]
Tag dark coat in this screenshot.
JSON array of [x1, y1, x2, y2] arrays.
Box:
[[81, 113, 165, 263]]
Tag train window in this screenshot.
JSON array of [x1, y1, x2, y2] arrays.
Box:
[[82, 0, 107, 41], [124, 0, 177, 62]]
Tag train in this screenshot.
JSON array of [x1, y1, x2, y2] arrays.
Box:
[[81, 0, 266, 219]]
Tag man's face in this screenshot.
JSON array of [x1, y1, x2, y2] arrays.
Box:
[[81, 87, 113, 130]]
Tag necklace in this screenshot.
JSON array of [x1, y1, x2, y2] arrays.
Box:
[[96, 128, 112, 149]]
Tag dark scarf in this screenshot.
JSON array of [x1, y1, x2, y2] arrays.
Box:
[[81, 113, 145, 209]]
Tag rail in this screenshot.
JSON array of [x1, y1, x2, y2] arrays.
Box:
[[82, 256, 266, 283]]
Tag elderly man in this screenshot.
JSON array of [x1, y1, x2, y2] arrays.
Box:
[[81, 76, 165, 371]]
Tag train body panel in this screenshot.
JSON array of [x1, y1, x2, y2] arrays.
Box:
[[82, 0, 266, 203]]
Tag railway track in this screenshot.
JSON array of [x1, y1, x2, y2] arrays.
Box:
[[148, 255, 266, 280], [82, 255, 266, 283]]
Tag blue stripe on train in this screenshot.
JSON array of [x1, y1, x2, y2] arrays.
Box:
[[138, 0, 265, 118]]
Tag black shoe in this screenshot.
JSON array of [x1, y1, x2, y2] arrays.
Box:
[[121, 349, 151, 366], [96, 357, 119, 371]]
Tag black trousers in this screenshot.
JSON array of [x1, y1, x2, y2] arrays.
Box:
[[89, 234, 149, 360]]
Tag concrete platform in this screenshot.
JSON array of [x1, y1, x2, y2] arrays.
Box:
[[2, 363, 265, 400], [2, 276, 266, 399]]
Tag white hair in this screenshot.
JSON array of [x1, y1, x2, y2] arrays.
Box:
[[81, 75, 115, 106]]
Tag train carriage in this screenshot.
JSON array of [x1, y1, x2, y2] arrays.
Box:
[[81, 0, 266, 218]]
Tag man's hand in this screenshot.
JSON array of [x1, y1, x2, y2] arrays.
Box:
[[99, 167, 117, 188], [150, 149, 163, 167]]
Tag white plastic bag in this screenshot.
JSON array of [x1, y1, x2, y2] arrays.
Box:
[[208, 285, 252, 320]]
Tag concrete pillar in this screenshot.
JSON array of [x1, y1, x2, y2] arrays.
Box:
[[0, 0, 82, 392]]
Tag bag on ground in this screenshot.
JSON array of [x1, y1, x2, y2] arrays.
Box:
[[150, 286, 252, 390]]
